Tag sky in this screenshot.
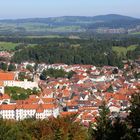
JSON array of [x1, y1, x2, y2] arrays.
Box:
[[0, 0, 140, 19]]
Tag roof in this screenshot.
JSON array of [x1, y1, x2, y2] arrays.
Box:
[[0, 72, 15, 81], [0, 103, 57, 111], [60, 111, 77, 117], [0, 104, 16, 110], [36, 104, 44, 113], [0, 81, 4, 86], [0, 94, 10, 100]]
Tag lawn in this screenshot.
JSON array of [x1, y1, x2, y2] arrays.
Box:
[[0, 42, 19, 51], [5, 86, 39, 100], [112, 45, 137, 57]]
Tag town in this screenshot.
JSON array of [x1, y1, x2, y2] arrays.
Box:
[[0, 60, 139, 125]]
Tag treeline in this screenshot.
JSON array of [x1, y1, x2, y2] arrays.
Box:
[[0, 116, 88, 140], [0, 62, 16, 71], [10, 38, 123, 67], [0, 37, 86, 45], [0, 35, 140, 45], [11, 43, 122, 67], [0, 36, 138, 67], [0, 93, 140, 140]]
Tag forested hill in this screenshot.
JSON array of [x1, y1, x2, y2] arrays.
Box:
[[11, 37, 140, 67], [12, 42, 120, 66], [0, 14, 140, 35]]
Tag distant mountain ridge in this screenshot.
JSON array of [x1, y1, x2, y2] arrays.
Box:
[[0, 14, 138, 23], [0, 14, 140, 35], [91, 14, 136, 21]]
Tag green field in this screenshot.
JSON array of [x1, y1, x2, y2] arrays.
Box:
[[0, 42, 19, 51], [26, 35, 63, 38], [130, 32, 140, 35], [112, 45, 137, 57], [0, 42, 37, 51]]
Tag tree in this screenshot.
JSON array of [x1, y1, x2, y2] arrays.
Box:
[[8, 64, 16, 71], [106, 85, 114, 92], [26, 64, 33, 72], [134, 73, 140, 80], [67, 71, 76, 79], [34, 63, 38, 72], [112, 68, 118, 74], [0, 62, 7, 71], [93, 101, 112, 140], [109, 117, 129, 140], [32, 87, 39, 95], [40, 70, 47, 80], [18, 72, 26, 81], [127, 92, 140, 139], [88, 122, 94, 140], [54, 128, 63, 140], [4, 125, 31, 140]]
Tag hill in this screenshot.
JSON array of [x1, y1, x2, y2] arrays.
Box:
[[0, 14, 140, 35]]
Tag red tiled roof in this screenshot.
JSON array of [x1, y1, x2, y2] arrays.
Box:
[[0, 72, 15, 81], [22, 104, 38, 110], [42, 104, 57, 109], [0, 94, 10, 100], [0, 104, 16, 110], [61, 111, 77, 117], [36, 104, 44, 113]]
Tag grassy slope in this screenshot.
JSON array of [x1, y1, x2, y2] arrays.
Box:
[[112, 45, 137, 56]]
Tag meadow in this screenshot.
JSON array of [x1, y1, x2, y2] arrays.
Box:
[[112, 45, 137, 57], [0, 42, 19, 51]]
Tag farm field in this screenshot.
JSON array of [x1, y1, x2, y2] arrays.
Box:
[[130, 32, 140, 35], [26, 35, 63, 38]]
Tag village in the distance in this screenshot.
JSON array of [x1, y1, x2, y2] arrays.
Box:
[[0, 0, 140, 139], [0, 50, 139, 125]]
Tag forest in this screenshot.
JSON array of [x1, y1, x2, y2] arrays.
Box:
[[9, 36, 140, 68]]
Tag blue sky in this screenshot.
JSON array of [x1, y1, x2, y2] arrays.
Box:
[[0, 0, 140, 19]]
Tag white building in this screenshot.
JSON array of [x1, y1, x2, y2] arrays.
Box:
[[0, 72, 39, 90], [0, 103, 59, 120], [4, 79, 39, 90]]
